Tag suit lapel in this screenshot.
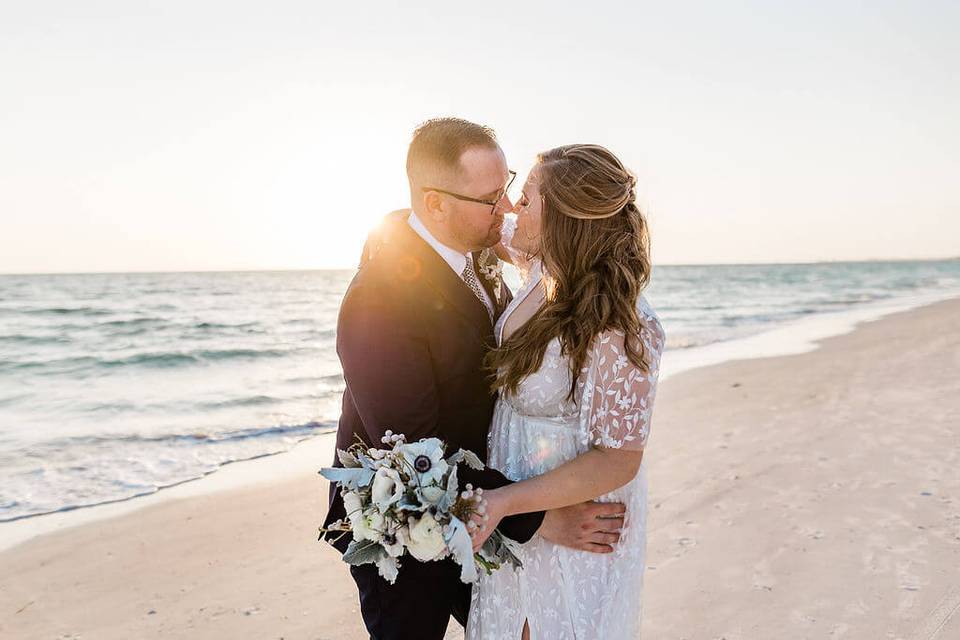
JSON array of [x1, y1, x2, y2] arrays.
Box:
[[383, 216, 495, 337]]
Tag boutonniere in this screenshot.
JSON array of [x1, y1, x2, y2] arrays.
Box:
[[477, 249, 504, 306]]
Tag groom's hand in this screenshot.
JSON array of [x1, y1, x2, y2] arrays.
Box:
[[537, 501, 626, 553]]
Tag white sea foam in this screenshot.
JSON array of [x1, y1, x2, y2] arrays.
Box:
[[660, 286, 960, 380]]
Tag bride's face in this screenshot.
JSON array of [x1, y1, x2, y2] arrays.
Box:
[[510, 170, 543, 255]]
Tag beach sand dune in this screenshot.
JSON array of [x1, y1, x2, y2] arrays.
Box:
[[1, 299, 958, 639]]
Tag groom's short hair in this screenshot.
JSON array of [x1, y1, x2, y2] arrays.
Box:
[[406, 117, 499, 186]]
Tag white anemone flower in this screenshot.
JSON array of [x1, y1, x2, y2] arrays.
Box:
[[398, 438, 449, 488]]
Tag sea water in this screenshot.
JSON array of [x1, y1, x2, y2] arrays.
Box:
[[1, 260, 958, 522]]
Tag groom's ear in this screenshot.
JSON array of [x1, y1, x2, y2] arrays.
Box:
[[423, 190, 447, 222]]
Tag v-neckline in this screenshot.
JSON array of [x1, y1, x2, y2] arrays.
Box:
[[496, 262, 544, 347]]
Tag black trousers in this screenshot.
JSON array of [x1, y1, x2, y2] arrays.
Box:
[[349, 557, 471, 640]]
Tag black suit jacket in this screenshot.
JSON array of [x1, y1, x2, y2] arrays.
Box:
[[321, 212, 545, 556]]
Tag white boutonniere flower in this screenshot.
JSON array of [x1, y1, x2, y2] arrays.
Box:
[[477, 249, 504, 305]]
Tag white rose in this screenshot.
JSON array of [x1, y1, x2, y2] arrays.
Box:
[[407, 512, 447, 562], [353, 507, 385, 543], [398, 439, 449, 487], [371, 467, 405, 511], [343, 490, 368, 541], [343, 490, 363, 524]]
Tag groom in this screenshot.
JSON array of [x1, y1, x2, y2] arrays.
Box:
[[321, 117, 627, 639]]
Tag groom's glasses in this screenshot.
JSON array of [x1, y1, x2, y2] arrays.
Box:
[[422, 170, 517, 215]]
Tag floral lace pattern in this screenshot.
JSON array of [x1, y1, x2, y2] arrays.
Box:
[[468, 258, 665, 639], [578, 299, 665, 452]]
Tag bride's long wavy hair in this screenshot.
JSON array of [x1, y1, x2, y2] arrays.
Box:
[[488, 144, 653, 399]]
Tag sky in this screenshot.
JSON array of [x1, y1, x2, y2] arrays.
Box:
[[1, 1, 958, 274]]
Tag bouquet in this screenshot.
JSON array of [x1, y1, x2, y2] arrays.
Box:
[[318, 431, 523, 584]]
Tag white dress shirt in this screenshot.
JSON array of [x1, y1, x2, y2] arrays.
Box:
[[408, 211, 493, 313]]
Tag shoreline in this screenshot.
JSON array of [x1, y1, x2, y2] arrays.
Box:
[[1, 297, 958, 638], [0, 429, 338, 554], [2, 288, 957, 553], [660, 285, 960, 380]]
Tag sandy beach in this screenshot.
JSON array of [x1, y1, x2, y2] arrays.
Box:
[[1, 298, 958, 640]]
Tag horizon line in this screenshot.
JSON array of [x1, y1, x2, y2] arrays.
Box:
[[2, 255, 957, 277]]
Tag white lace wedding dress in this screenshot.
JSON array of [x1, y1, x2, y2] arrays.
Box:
[[465, 250, 666, 639]]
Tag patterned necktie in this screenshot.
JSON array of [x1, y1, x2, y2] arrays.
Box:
[[461, 259, 494, 321]]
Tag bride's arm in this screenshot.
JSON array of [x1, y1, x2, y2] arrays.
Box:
[[471, 446, 643, 553], [492, 446, 643, 514]]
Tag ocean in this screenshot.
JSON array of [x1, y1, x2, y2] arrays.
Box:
[[1, 259, 958, 523]]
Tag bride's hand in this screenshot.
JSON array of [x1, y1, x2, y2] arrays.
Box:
[[468, 488, 510, 552]]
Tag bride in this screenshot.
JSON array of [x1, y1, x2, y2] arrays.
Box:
[[465, 144, 666, 639]]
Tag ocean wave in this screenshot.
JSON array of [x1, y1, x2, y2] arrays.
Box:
[[193, 321, 261, 331], [0, 393, 32, 407], [665, 335, 713, 350], [816, 292, 892, 306], [97, 317, 166, 328], [101, 348, 292, 367], [0, 333, 72, 345], [87, 319, 267, 338], [0, 420, 338, 522], [274, 327, 337, 341], [283, 373, 344, 387], [281, 317, 317, 326], [3, 355, 101, 372], [92, 317, 171, 337], [196, 394, 285, 410], [16, 306, 114, 317], [27, 421, 334, 450], [2, 347, 295, 374]]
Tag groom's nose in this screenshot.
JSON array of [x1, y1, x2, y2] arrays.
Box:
[[495, 192, 513, 214]]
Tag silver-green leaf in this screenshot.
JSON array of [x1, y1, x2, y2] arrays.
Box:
[[446, 448, 485, 469], [319, 466, 375, 490], [337, 448, 361, 468], [343, 538, 386, 566]]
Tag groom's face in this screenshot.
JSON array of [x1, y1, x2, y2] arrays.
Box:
[[445, 146, 511, 251]]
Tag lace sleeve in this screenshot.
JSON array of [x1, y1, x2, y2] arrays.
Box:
[[577, 303, 666, 451]]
